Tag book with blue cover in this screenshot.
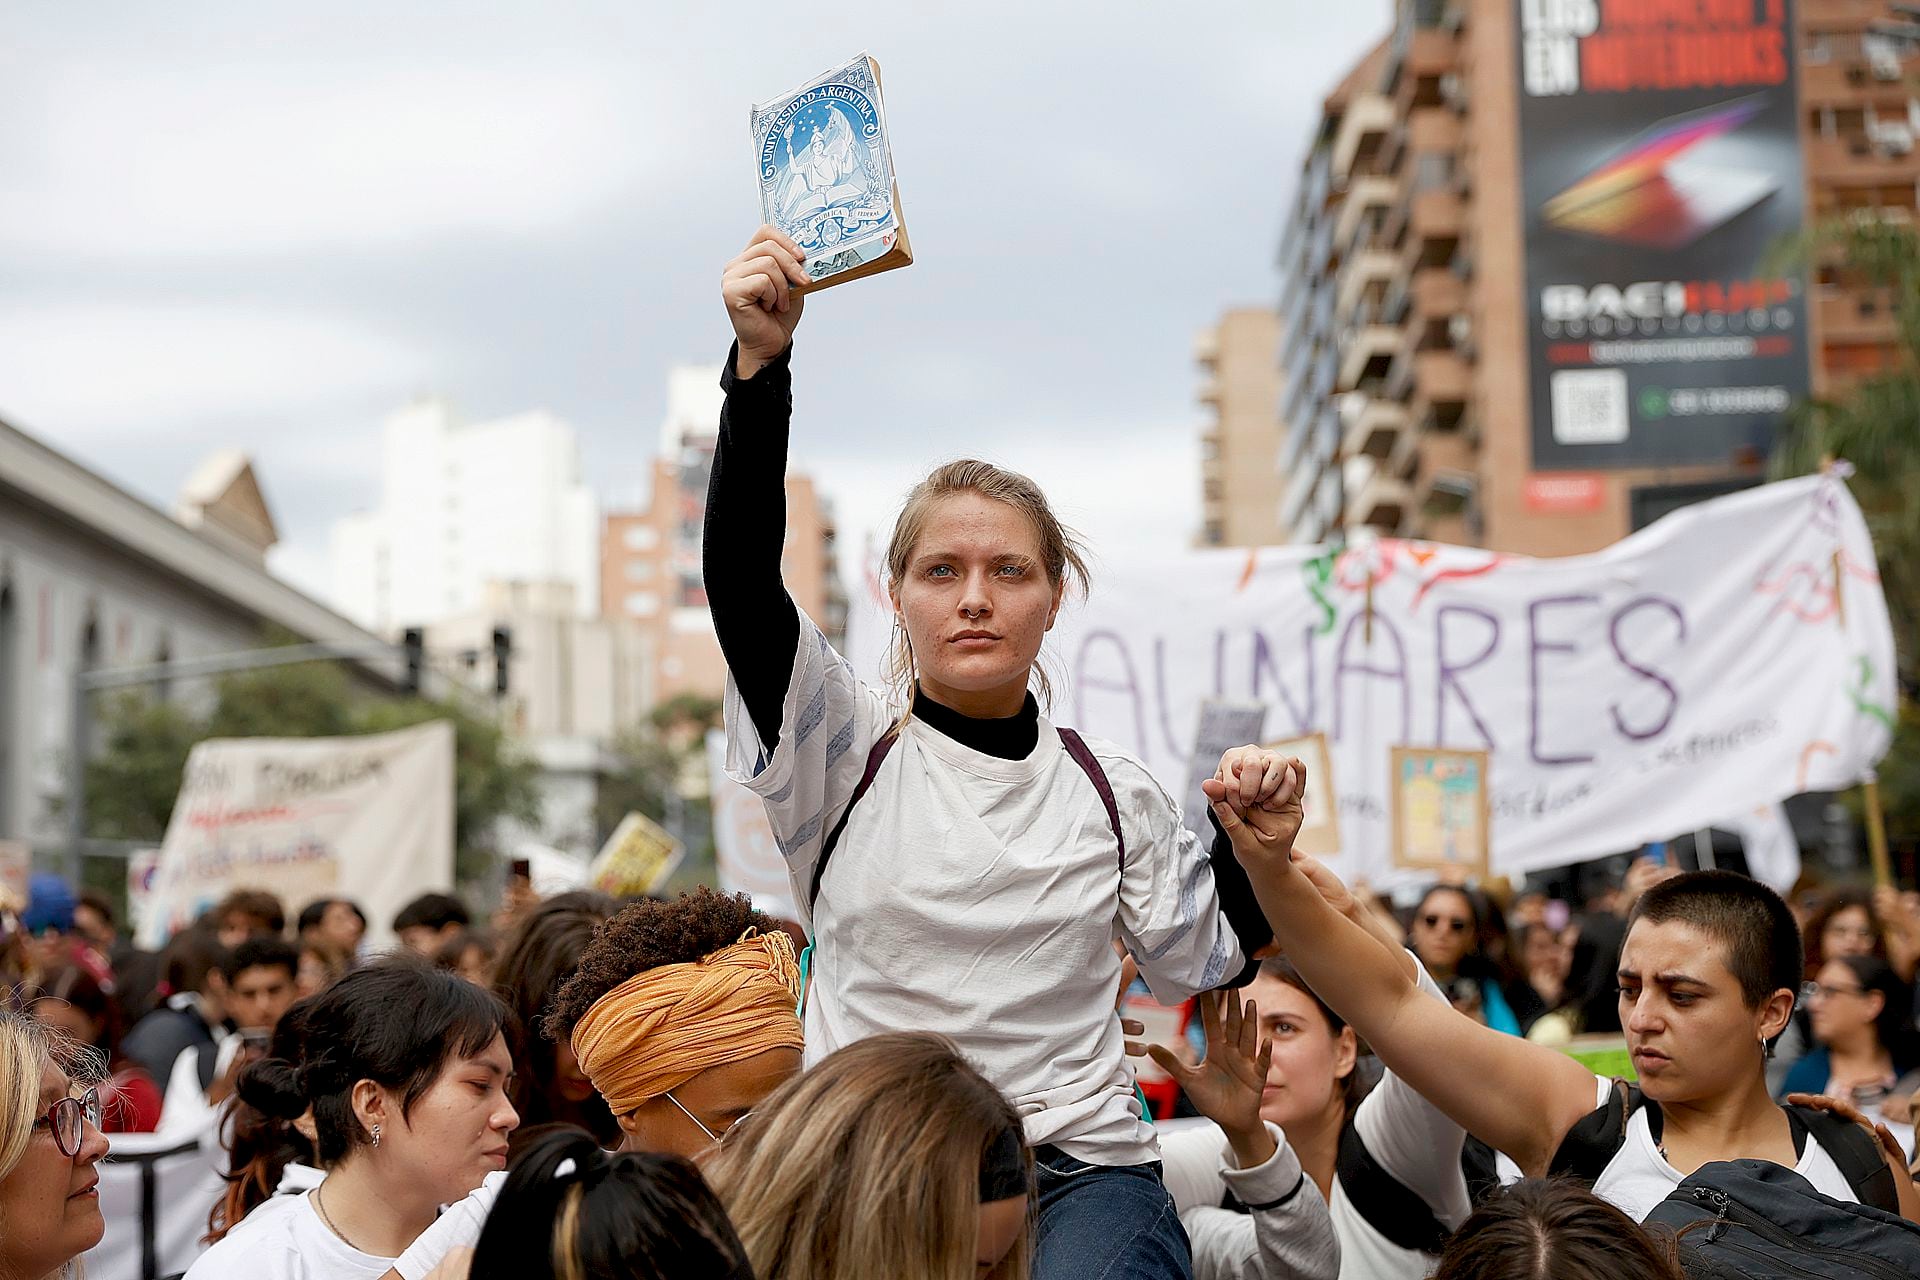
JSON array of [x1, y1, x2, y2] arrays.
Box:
[[752, 53, 912, 293]]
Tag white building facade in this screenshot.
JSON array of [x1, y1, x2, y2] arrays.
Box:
[[331, 399, 600, 633]]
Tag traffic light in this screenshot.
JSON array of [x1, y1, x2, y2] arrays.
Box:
[[492, 625, 512, 698], [402, 627, 426, 695]]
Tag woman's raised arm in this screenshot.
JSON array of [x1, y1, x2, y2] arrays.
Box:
[[705, 226, 813, 754]]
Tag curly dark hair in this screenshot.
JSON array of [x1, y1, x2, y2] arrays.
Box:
[[544, 888, 776, 1044]]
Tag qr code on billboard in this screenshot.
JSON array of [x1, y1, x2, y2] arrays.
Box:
[[1550, 369, 1629, 444]]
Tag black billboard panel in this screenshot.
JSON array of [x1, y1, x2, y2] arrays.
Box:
[[1516, 0, 1810, 470]]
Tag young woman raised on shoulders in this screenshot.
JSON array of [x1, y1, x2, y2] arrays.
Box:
[[710, 225, 1293, 1280]]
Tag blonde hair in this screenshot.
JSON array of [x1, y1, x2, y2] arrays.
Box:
[[883, 459, 1091, 714], [708, 1032, 1033, 1280], [0, 1011, 102, 1280]]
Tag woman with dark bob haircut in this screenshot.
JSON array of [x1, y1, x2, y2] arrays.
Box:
[[1433, 1179, 1683, 1280], [185, 959, 518, 1279]]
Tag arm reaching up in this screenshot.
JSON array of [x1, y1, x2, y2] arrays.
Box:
[[722, 224, 809, 378], [1203, 777, 1602, 1176]]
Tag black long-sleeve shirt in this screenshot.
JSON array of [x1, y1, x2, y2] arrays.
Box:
[[702, 343, 1269, 982]]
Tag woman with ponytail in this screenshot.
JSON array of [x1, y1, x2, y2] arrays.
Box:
[[186, 960, 518, 1279], [204, 1002, 318, 1243], [452, 1128, 754, 1280]]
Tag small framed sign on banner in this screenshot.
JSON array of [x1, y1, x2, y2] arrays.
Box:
[[1262, 732, 1339, 858], [1390, 746, 1490, 877]]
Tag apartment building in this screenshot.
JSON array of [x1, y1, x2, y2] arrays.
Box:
[[1196, 308, 1287, 547], [1270, 0, 1918, 555]]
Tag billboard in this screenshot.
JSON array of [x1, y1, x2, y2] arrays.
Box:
[[1516, 0, 1809, 469]]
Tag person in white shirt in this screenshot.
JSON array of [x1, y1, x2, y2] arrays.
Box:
[[1207, 787, 1920, 1227], [713, 225, 1293, 1280], [1155, 854, 1480, 1280], [185, 960, 518, 1280]]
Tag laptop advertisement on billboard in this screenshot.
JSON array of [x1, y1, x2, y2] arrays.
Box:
[[1516, 0, 1810, 469]]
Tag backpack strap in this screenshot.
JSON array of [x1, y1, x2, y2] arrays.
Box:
[[808, 730, 899, 915], [1787, 1102, 1901, 1214], [1335, 1117, 1454, 1255], [1056, 727, 1126, 878], [1548, 1078, 1644, 1184]]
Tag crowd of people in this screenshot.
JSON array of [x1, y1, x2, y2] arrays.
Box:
[[4, 226, 1918, 1279]]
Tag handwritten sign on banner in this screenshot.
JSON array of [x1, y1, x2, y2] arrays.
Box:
[[136, 722, 455, 949], [844, 475, 1895, 883]]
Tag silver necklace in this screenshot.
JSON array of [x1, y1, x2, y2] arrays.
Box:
[[312, 1183, 371, 1255]]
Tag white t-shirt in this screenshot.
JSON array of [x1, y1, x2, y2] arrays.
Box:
[[1584, 1076, 1859, 1221], [726, 617, 1246, 1166], [1160, 1120, 1338, 1280], [185, 1191, 392, 1280], [1328, 961, 1470, 1280]]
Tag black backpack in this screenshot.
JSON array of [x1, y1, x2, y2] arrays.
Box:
[[1549, 1078, 1900, 1213], [1644, 1157, 1920, 1280]]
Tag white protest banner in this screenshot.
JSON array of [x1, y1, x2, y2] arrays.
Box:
[[136, 721, 455, 950], [706, 729, 799, 920], [847, 475, 1895, 883]]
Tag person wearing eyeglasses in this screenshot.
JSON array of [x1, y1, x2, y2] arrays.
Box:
[[1780, 955, 1920, 1119], [1407, 887, 1522, 1036], [0, 1011, 109, 1280]]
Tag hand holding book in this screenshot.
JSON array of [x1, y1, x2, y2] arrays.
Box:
[[751, 53, 912, 294], [722, 225, 810, 379]]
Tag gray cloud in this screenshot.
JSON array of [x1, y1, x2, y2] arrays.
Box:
[[0, 0, 1389, 601]]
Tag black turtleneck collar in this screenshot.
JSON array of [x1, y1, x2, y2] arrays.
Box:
[[911, 687, 1040, 760]]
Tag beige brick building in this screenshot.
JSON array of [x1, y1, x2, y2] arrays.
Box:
[[1271, 0, 1918, 556], [601, 371, 845, 705], [1197, 308, 1287, 547]]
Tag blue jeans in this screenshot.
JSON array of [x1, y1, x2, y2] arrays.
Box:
[[1033, 1146, 1193, 1280]]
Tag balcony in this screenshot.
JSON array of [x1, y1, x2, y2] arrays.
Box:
[[1334, 250, 1397, 325], [1385, 347, 1471, 408], [1194, 327, 1221, 367], [1279, 457, 1322, 531], [1807, 133, 1920, 186], [1333, 176, 1399, 258], [1338, 325, 1400, 391], [1331, 93, 1397, 181], [1817, 288, 1903, 345], [1407, 265, 1466, 321], [1405, 28, 1458, 82], [1197, 374, 1222, 407], [1341, 397, 1408, 460], [1348, 471, 1411, 532]]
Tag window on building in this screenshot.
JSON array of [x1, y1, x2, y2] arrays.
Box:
[[624, 591, 661, 617], [622, 525, 659, 552], [623, 560, 655, 582]]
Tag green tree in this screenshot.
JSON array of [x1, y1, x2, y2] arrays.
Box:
[[84, 693, 204, 844], [85, 657, 541, 884], [1772, 215, 1920, 839]]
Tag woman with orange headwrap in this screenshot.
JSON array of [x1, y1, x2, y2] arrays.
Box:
[[380, 889, 798, 1280], [551, 892, 803, 1159]]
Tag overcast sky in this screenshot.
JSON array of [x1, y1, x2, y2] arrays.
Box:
[[0, 1, 1388, 608]]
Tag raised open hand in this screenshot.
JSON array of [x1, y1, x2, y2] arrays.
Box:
[[1130, 989, 1275, 1168]]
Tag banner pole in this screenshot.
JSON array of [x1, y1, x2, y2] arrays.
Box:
[[1864, 774, 1893, 890]]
